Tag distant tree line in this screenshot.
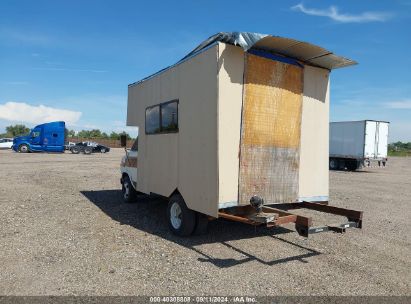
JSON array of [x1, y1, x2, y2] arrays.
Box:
[[65, 128, 133, 140], [0, 124, 30, 137], [388, 142, 411, 152], [0, 124, 134, 140]]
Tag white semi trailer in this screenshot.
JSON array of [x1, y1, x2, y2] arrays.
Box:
[[329, 120, 389, 170]]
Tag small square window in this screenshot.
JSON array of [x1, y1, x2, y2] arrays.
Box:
[[161, 101, 178, 132], [145, 105, 160, 134], [145, 100, 178, 135]]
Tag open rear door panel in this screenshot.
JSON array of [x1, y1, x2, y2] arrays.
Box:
[[238, 52, 304, 205]]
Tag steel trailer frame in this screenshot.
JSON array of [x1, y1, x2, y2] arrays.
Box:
[[218, 201, 363, 237]]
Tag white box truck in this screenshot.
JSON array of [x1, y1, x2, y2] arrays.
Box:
[[329, 120, 389, 170], [120, 32, 363, 237]]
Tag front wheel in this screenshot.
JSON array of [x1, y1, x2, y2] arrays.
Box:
[[122, 175, 137, 203], [167, 194, 196, 236], [19, 144, 29, 153]]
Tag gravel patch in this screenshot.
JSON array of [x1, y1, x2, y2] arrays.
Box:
[[0, 149, 410, 295]]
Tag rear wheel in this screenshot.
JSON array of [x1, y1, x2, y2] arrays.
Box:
[[329, 158, 339, 170], [167, 194, 196, 236], [83, 147, 92, 154], [347, 160, 358, 171], [71, 146, 80, 154], [18, 144, 29, 153], [193, 212, 209, 235], [122, 175, 137, 203]]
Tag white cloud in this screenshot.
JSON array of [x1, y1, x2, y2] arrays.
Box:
[[291, 3, 392, 23], [383, 100, 411, 109], [0, 101, 82, 125]]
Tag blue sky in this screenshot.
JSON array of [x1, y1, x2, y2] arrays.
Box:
[[0, 0, 410, 141]]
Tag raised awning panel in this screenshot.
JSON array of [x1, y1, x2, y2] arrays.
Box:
[[183, 32, 357, 70]]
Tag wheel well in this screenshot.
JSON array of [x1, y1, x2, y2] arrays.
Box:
[[169, 188, 180, 198]]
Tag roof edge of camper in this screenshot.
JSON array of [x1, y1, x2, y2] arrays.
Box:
[[129, 31, 357, 87]]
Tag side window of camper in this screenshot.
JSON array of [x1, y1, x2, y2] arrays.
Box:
[[145, 100, 178, 134], [32, 131, 40, 138], [161, 101, 178, 132], [145, 105, 160, 134]]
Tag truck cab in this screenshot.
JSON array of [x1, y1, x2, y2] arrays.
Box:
[[12, 121, 66, 153], [120, 139, 138, 202]]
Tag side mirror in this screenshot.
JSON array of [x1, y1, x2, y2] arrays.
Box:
[[120, 134, 127, 148]]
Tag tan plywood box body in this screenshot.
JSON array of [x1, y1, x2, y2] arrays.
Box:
[[126, 33, 355, 222]]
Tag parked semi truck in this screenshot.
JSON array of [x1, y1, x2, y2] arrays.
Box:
[[119, 32, 363, 238], [329, 120, 389, 170], [12, 121, 66, 153]]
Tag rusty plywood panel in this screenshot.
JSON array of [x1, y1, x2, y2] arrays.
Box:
[[239, 53, 303, 205]]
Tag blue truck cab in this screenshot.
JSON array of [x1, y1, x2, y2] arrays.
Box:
[[12, 121, 66, 153]]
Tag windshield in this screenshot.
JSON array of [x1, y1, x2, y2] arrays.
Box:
[[22, 129, 33, 137], [131, 139, 138, 151], [31, 129, 41, 138]]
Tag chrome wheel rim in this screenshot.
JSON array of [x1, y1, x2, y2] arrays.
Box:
[[170, 202, 182, 229], [20, 145, 28, 152]]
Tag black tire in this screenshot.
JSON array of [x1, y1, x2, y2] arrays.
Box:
[[100, 148, 106, 153], [122, 175, 137, 203], [71, 146, 80, 154], [193, 212, 209, 235], [329, 158, 339, 170], [347, 160, 358, 171], [18, 144, 29, 153], [167, 194, 196, 236], [83, 147, 92, 154]]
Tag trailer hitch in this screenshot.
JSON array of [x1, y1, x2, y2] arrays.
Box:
[[296, 221, 361, 237], [218, 201, 363, 238]]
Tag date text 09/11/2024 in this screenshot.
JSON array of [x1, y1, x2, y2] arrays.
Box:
[[149, 296, 257, 303]]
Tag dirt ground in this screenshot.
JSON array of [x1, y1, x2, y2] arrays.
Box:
[[0, 148, 410, 296]]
